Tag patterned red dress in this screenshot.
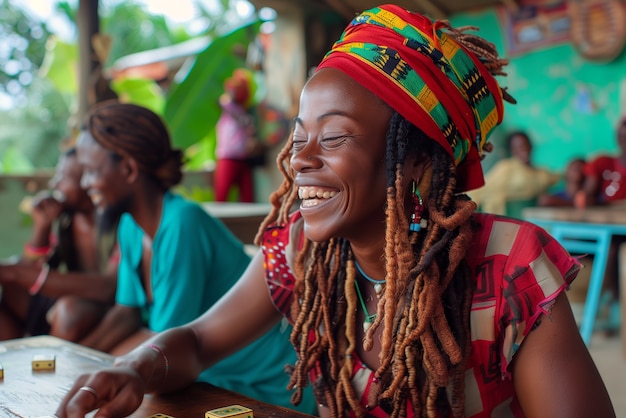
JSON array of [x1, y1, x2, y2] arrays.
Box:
[[261, 212, 580, 417]]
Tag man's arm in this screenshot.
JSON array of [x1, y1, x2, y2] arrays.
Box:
[[0, 263, 116, 303], [79, 304, 143, 352]]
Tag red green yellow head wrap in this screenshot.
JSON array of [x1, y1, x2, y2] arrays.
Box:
[[316, 4, 506, 192]]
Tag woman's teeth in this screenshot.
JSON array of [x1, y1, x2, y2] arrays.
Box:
[[298, 187, 337, 200], [298, 187, 337, 208]]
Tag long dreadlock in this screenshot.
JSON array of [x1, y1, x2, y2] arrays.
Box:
[[256, 115, 476, 418]]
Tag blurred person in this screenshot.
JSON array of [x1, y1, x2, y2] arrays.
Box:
[[538, 157, 587, 207], [578, 116, 626, 206], [0, 147, 119, 342], [73, 100, 315, 413], [576, 116, 626, 332], [468, 130, 560, 217], [214, 68, 265, 202]]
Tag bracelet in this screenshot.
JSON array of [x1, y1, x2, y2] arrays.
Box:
[[29, 263, 50, 295], [143, 343, 169, 379], [23, 243, 51, 261]]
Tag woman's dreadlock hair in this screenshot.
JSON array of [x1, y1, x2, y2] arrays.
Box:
[[255, 115, 476, 418], [254, 22, 513, 418]]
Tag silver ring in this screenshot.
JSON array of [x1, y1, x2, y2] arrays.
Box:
[[79, 385, 98, 398]]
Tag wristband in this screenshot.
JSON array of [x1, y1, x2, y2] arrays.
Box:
[[23, 243, 51, 261], [29, 263, 50, 295], [143, 343, 169, 379]]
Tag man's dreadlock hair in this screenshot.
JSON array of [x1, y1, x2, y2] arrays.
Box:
[[256, 113, 477, 417], [83, 101, 184, 190]]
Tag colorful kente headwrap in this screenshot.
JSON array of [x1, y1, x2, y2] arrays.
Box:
[[316, 4, 506, 192]]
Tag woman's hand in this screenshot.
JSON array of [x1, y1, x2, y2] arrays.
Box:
[[55, 366, 146, 418]]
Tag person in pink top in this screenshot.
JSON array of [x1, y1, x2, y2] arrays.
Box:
[[214, 68, 263, 202], [55, 4, 614, 417]]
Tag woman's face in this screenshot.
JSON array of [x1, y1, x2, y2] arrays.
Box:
[[291, 68, 392, 244], [510, 133, 531, 164]]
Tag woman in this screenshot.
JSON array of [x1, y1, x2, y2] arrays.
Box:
[[467, 131, 560, 217], [56, 4, 614, 417]]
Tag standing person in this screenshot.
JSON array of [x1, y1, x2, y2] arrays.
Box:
[[56, 5, 614, 418], [0, 147, 118, 342], [214, 68, 265, 202], [70, 100, 315, 413], [468, 131, 560, 217]]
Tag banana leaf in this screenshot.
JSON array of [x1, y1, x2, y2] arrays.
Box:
[[111, 77, 166, 115], [163, 20, 261, 150]]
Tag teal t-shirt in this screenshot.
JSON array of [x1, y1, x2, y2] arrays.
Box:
[[116, 192, 315, 414]]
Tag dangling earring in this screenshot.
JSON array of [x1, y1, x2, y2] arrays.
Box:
[[410, 181, 427, 232]]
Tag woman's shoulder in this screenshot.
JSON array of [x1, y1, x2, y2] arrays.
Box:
[[469, 213, 576, 268]]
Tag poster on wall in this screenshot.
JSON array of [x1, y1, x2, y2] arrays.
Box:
[[498, 0, 571, 56]]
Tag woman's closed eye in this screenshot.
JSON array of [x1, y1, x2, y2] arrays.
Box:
[[321, 135, 351, 149]]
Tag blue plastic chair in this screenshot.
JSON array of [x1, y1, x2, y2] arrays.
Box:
[[529, 220, 612, 346]]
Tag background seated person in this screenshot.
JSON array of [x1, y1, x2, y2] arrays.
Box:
[[578, 116, 626, 207], [576, 116, 626, 332], [538, 157, 587, 207], [74, 101, 315, 414], [468, 130, 560, 218], [0, 147, 119, 342]]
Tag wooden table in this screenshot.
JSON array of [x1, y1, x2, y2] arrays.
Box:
[[202, 202, 273, 245], [522, 205, 626, 348], [0, 335, 314, 418]]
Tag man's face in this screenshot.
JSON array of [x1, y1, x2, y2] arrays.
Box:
[[76, 131, 130, 212]]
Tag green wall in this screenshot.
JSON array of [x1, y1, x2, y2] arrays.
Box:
[[450, 9, 626, 173]]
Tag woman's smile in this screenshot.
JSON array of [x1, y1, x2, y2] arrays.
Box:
[[298, 186, 338, 208]]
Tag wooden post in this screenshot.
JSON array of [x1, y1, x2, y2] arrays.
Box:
[[76, 0, 100, 129]]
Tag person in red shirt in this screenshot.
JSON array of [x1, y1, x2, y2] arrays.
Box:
[[579, 116, 626, 205]]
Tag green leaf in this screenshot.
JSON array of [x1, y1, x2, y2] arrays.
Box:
[[0, 145, 34, 174], [164, 20, 261, 150], [38, 36, 79, 95], [111, 77, 166, 115]]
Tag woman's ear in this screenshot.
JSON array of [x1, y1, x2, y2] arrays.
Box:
[[408, 152, 431, 181], [122, 157, 140, 184]]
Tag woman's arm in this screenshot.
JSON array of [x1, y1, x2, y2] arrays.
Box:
[[56, 252, 284, 418], [512, 292, 615, 417]]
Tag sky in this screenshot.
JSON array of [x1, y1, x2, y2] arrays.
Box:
[[17, 0, 254, 40]]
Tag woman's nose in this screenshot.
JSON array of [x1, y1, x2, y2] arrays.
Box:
[[291, 144, 322, 172]]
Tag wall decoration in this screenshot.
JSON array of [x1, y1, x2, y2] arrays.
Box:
[[498, 0, 572, 55], [570, 0, 626, 62]]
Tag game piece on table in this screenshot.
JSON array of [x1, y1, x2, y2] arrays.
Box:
[[32, 354, 56, 371], [147, 414, 175, 418], [0, 362, 3, 379], [205, 405, 253, 418]]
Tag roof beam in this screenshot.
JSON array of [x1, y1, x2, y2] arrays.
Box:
[[410, 0, 447, 20]]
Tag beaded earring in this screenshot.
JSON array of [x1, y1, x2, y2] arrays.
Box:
[[410, 181, 427, 232]]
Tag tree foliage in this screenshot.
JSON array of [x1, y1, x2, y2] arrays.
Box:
[[0, 0, 53, 105]]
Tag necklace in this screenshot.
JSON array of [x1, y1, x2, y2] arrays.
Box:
[[355, 260, 386, 296], [354, 279, 376, 332]]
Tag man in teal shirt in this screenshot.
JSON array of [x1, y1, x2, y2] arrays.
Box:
[[75, 101, 315, 414]]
